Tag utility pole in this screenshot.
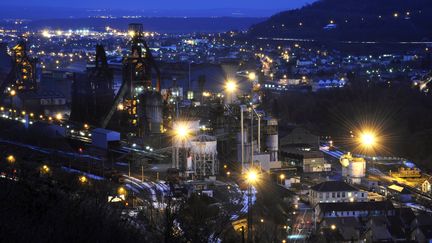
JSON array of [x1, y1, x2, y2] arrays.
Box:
[[241, 105, 245, 172], [251, 108, 254, 167], [247, 185, 254, 243]]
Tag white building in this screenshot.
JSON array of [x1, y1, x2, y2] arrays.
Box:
[[309, 181, 368, 206]]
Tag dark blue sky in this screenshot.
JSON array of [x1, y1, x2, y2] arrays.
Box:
[[3, 0, 313, 10]]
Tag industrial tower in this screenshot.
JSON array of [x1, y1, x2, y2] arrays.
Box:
[[0, 40, 37, 99], [71, 44, 114, 124], [101, 23, 163, 139]]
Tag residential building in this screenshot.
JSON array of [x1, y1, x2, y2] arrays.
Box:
[[315, 201, 395, 222], [309, 181, 367, 206]]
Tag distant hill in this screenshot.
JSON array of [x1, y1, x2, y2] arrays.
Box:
[[249, 0, 432, 42]]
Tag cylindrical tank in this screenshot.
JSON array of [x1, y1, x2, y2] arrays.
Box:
[[349, 160, 366, 178], [265, 118, 278, 162], [237, 129, 251, 163], [266, 134, 278, 162], [341, 153, 366, 184], [141, 91, 163, 134]]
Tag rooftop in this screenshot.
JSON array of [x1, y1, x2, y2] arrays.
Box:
[[317, 201, 395, 213], [311, 180, 358, 192]]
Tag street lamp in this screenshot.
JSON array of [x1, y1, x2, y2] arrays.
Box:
[[172, 121, 192, 169], [55, 113, 63, 121], [359, 131, 376, 149], [174, 123, 190, 140], [41, 165, 50, 174], [357, 129, 379, 169], [224, 80, 237, 104], [279, 174, 285, 184], [245, 169, 259, 242], [7, 155, 16, 164], [248, 72, 256, 81], [79, 175, 88, 184], [225, 80, 237, 93], [246, 169, 259, 185], [118, 187, 127, 196]]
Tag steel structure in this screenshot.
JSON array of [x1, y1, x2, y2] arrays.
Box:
[[190, 134, 218, 177], [71, 44, 114, 124], [0, 41, 37, 97], [101, 23, 162, 138]]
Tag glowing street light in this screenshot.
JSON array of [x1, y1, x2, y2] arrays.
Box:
[[331, 224, 337, 230], [225, 80, 237, 93], [359, 131, 376, 148], [55, 113, 63, 120], [7, 155, 16, 164], [279, 174, 285, 184], [248, 72, 256, 81], [79, 175, 88, 184], [118, 187, 127, 196], [246, 169, 259, 185], [128, 30, 136, 38], [10, 90, 16, 96], [174, 122, 190, 140], [41, 165, 50, 174], [245, 168, 259, 242]]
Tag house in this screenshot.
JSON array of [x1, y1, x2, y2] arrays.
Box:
[[315, 201, 395, 222], [318, 217, 361, 242], [309, 181, 367, 206], [421, 178, 432, 194], [317, 207, 415, 242]]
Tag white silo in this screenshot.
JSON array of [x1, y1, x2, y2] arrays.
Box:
[[340, 152, 366, 184]]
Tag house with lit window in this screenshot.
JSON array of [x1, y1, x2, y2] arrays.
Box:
[[421, 178, 432, 194], [315, 201, 395, 222], [309, 181, 368, 206]]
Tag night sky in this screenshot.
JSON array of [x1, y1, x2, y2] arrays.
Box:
[[2, 0, 314, 10]]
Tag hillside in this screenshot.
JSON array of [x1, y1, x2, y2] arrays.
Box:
[[249, 0, 432, 42]]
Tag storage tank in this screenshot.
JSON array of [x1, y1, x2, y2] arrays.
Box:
[[140, 91, 163, 134], [340, 153, 366, 184], [265, 118, 278, 162], [190, 134, 218, 176]]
